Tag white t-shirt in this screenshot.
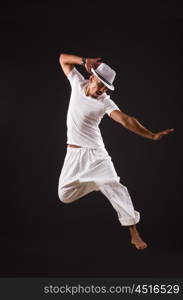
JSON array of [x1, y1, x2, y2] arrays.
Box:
[[66, 67, 120, 148]]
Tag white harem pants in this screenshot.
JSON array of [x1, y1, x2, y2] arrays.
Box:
[[58, 146, 140, 226]]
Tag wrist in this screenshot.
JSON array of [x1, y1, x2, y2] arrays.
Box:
[[81, 57, 87, 66], [150, 133, 155, 140]]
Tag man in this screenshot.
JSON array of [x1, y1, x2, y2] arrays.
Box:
[[58, 53, 174, 250]]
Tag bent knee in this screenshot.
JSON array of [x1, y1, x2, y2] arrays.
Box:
[[58, 190, 70, 203], [58, 187, 77, 203]]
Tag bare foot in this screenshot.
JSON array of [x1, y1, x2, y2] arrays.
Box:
[[131, 235, 148, 250], [129, 225, 148, 250]]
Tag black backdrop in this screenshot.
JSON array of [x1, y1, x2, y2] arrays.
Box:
[[4, 1, 183, 277]]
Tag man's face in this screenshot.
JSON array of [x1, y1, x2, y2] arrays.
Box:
[[89, 75, 108, 98]]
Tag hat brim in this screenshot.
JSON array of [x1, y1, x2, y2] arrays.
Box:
[[91, 68, 115, 91]]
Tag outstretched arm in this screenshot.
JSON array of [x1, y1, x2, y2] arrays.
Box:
[[59, 53, 102, 76], [110, 110, 174, 141]]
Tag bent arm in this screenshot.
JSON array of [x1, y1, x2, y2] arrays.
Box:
[[110, 110, 154, 139], [59, 54, 84, 76], [59, 53, 102, 76]]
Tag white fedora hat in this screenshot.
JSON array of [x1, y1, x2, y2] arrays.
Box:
[[91, 63, 116, 91]]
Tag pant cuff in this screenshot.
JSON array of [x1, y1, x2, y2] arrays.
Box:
[[118, 211, 140, 226]]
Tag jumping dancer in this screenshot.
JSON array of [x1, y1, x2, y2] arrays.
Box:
[[58, 54, 174, 250]]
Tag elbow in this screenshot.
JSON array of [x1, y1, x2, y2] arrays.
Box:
[[59, 53, 66, 64]]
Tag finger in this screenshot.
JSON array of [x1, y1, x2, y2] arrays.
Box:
[[96, 57, 102, 61], [161, 130, 173, 137], [165, 129, 174, 134], [86, 66, 92, 73], [160, 129, 172, 135], [85, 62, 92, 73], [165, 128, 174, 133]]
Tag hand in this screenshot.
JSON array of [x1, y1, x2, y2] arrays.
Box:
[[152, 128, 174, 141], [85, 58, 102, 73]]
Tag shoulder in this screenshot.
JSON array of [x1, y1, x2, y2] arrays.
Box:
[[101, 93, 115, 105], [67, 67, 85, 84], [102, 94, 120, 116]]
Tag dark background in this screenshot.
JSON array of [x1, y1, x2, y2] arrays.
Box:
[[4, 0, 183, 277]]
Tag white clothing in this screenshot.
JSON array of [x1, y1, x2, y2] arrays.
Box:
[[66, 68, 120, 148], [58, 147, 140, 226], [58, 67, 140, 226]]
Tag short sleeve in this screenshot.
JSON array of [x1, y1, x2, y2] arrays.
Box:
[[104, 96, 120, 116], [67, 67, 85, 87]]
